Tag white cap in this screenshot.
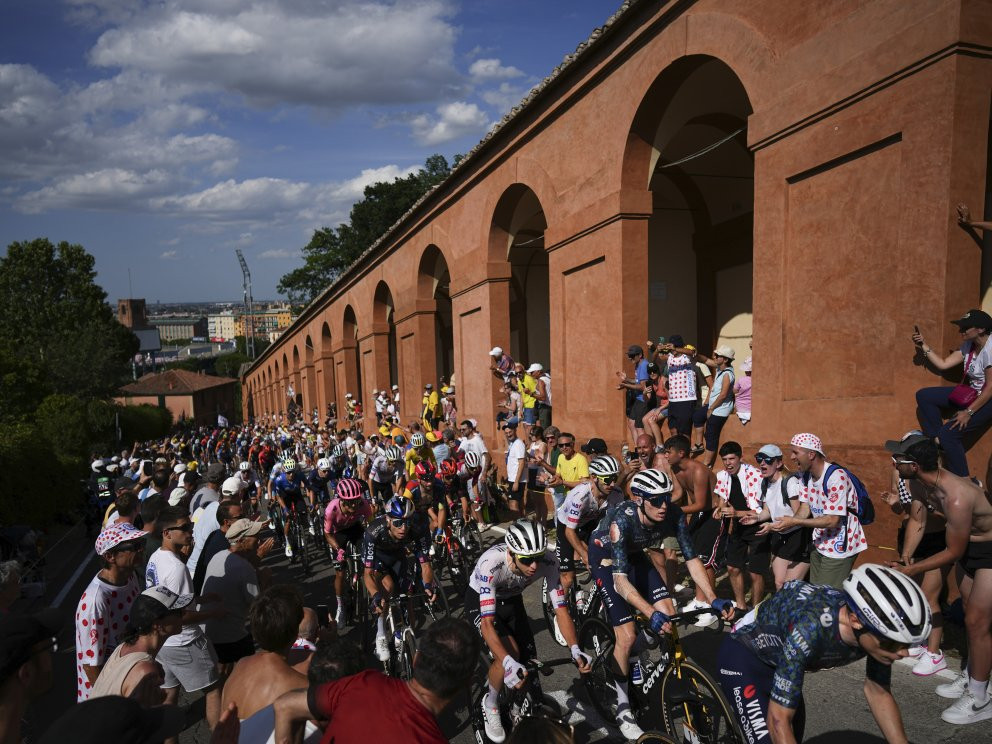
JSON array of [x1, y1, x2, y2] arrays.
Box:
[[173, 463, 187, 474], [221, 476, 245, 497], [168, 487, 186, 506], [527, 363, 543, 374], [345, 393, 353, 398], [489, 346, 503, 357], [392, 384, 399, 390]]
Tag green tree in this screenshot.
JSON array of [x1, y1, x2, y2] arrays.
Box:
[[234, 335, 271, 358], [0, 239, 139, 398], [277, 154, 455, 304]]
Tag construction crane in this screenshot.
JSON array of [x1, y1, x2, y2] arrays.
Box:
[[236, 249, 256, 360]]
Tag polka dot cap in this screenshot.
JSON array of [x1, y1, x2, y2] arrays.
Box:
[[94, 522, 148, 556], [790, 432, 824, 456]]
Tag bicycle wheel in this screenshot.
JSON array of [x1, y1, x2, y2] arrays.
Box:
[[636, 734, 679, 744], [577, 617, 619, 722], [461, 522, 483, 561], [659, 659, 744, 744], [297, 516, 311, 574], [447, 542, 470, 595], [424, 585, 450, 620], [399, 628, 418, 681]]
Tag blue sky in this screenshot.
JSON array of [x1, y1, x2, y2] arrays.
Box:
[[0, 0, 620, 303]]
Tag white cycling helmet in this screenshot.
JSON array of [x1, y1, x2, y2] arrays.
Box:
[[630, 468, 674, 499], [410, 433, 425, 448], [282, 457, 297, 472], [316, 457, 331, 471], [504, 519, 546, 557], [221, 476, 244, 497], [238, 461, 250, 472], [384, 445, 402, 462], [589, 455, 620, 479], [91, 459, 104, 472], [843, 563, 931, 645], [463, 451, 482, 469]]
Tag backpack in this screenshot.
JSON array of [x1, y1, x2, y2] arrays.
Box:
[[803, 464, 875, 549], [761, 472, 798, 509]]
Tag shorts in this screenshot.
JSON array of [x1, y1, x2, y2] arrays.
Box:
[[522, 407, 538, 425], [329, 524, 364, 555], [725, 531, 771, 574], [716, 636, 806, 743], [628, 399, 652, 428], [959, 540, 992, 578], [589, 542, 670, 626], [464, 589, 536, 662], [770, 529, 812, 564], [212, 635, 254, 665], [506, 483, 525, 502], [704, 414, 729, 452], [537, 404, 552, 429], [366, 551, 412, 585], [667, 400, 696, 437], [896, 525, 947, 561], [555, 519, 594, 572], [156, 635, 220, 691], [371, 480, 393, 507], [280, 495, 308, 518], [691, 407, 708, 428], [690, 513, 724, 569]]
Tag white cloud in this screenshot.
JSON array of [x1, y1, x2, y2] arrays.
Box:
[[259, 248, 297, 259], [160, 250, 179, 260], [16, 168, 174, 213], [328, 164, 421, 202], [481, 82, 530, 114], [469, 58, 524, 81], [410, 102, 489, 145]]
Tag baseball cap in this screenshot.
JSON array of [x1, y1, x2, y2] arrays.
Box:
[[757, 444, 783, 459], [884, 430, 929, 457], [790, 432, 825, 456], [39, 697, 185, 744], [227, 518, 265, 543], [951, 309, 992, 330], [424, 383, 433, 389], [627, 345, 643, 356], [168, 487, 186, 506], [129, 585, 193, 632], [0, 608, 61, 682], [205, 463, 225, 482], [489, 346, 503, 357], [581, 438, 608, 455], [221, 476, 245, 497], [173, 463, 186, 474], [95, 522, 148, 556], [114, 476, 134, 491], [527, 363, 543, 374], [392, 384, 399, 390], [501, 418, 519, 430]]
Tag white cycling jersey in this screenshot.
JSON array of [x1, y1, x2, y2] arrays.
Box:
[[555, 482, 605, 530], [469, 543, 566, 617]]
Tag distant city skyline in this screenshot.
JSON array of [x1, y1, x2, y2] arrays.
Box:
[[0, 0, 618, 303]]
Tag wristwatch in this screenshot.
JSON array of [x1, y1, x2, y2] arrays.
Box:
[[966, 409, 975, 416]]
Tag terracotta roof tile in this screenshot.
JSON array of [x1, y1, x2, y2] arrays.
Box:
[[119, 368, 238, 396]]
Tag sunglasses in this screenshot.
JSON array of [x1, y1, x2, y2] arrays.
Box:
[[390, 518, 409, 528], [754, 454, 780, 465], [596, 475, 618, 487], [642, 493, 670, 508], [557, 441, 574, 448], [515, 554, 540, 566], [112, 541, 146, 553], [165, 523, 193, 533]]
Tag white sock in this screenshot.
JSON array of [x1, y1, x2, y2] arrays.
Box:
[[485, 682, 499, 709], [376, 615, 385, 637], [613, 673, 631, 714], [335, 595, 343, 606], [968, 675, 989, 704]]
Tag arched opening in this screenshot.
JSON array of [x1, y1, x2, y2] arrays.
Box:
[[343, 305, 362, 402], [373, 281, 398, 387], [629, 55, 754, 365], [490, 185, 550, 367], [319, 321, 336, 416], [304, 334, 317, 415], [418, 245, 454, 381], [282, 352, 291, 413]]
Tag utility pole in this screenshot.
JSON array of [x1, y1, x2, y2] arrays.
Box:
[[236, 249, 256, 360]]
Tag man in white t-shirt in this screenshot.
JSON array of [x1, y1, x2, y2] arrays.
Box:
[[144, 506, 222, 730], [457, 420, 489, 472], [503, 420, 526, 517], [75, 522, 147, 701], [773, 433, 866, 588]]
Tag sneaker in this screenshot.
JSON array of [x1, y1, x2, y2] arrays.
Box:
[[284, 543, 293, 558], [481, 695, 506, 743], [308, 524, 316, 536], [630, 660, 643, 686], [374, 635, 390, 663], [617, 711, 644, 741], [912, 650, 947, 677], [334, 604, 347, 626], [673, 582, 687, 594], [907, 644, 928, 658], [941, 688, 992, 725], [936, 672, 968, 699]]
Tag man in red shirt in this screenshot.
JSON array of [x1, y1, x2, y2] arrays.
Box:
[[273, 617, 480, 743]]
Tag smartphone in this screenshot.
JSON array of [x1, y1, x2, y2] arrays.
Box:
[[142, 461, 153, 477], [914, 325, 920, 335], [316, 604, 330, 627]]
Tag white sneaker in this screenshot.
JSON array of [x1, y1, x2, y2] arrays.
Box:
[[617, 711, 643, 741], [941, 687, 992, 725], [481, 695, 506, 743], [284, 543, 293, 558], [308, 524, 316, 536], [907, 644, 928, 658], [374, 635, 390, 663], [912, 650, 947, 677], [335, 604, 347, 626], [936, 672, 968, 699], [674, 583, 687, 594]]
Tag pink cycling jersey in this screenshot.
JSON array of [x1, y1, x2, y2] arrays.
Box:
[[324, 497, 372, 534]]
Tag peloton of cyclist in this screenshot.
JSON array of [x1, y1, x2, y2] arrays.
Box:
[[556, 455, 617, 597], [403, 432, 437, 481], [324, 477, 373, 626], [588, 467, 734, 740], [368, 445, 403, 508], [717, 564, 931, 744], [403, 461, 449, 544], [468, 519, 591, 743], [362, 496, 438, 663], [271, 457, 308, 558]]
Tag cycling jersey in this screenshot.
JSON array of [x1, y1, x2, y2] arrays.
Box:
[[589, 500, 695, 576], [468, 543, 566, 618], [403, 478, 447, 511], [727, 581, 890, 709], [555, 482, 605, 531], [369, 455, 398, 484], [305, 469, 333, 502], [324, 497, 373, 535], [362, 513, 432, 567], [404, 447, 436, 478], [271, 472, 306, 506]]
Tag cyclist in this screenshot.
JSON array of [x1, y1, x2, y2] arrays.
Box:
[[457, 450, 486, 527], [404, 432, 437, 480], [403, 461, 449, 544], [468, 519, 591, 743], [271, 457, 308, 558], [556, 454, 617, 597], [369, 445, 403, 509], [305, 458, 334, 529], [717, 564, 930, 743], [235, 460, 262, 515], [362, 496, 438, 663], [588, 468, 734, 740], [324, 477, 374, 625]]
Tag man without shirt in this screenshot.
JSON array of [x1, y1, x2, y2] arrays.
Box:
[[886, 435, 992, 725]]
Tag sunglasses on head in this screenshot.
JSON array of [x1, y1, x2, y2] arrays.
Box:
[[515, 554, 540, 566], [891, 456, 917, 466]]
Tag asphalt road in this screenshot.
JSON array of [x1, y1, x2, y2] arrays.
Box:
[[21, 519, 990, 744]]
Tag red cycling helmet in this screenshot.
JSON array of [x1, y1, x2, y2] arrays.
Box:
[[439, 459, 457, 478], [335, 478, 363, 501], [414, 461, 437, 480]]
